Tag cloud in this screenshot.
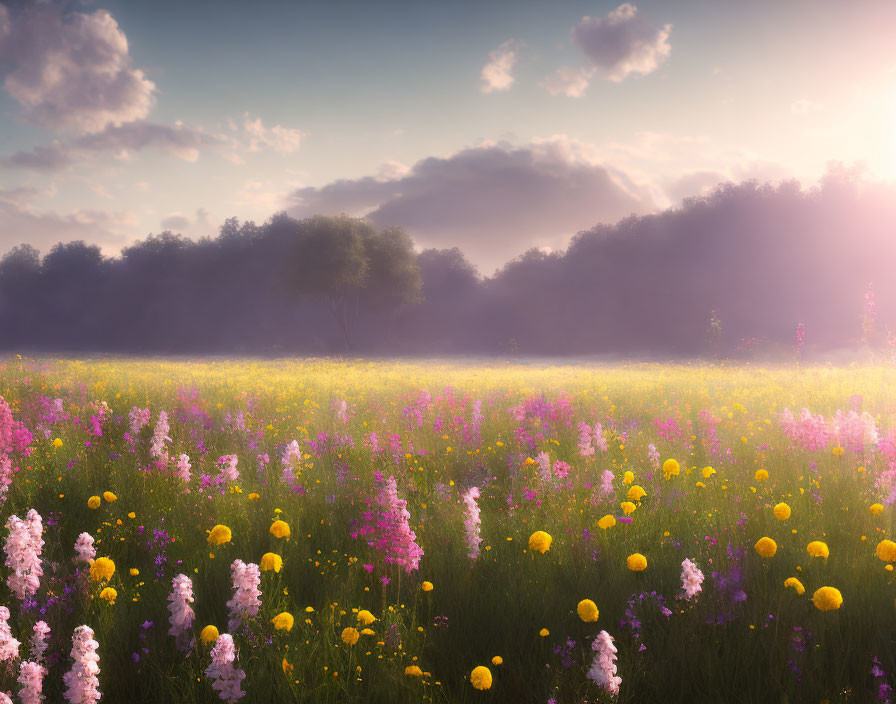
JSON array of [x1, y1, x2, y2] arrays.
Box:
[[3, 120, 220, 170], [0, 199, 138, 255], [571, 3, 671, 82], [241, 113, 307, 153], [0, 1, 156, 134], [160, 207, 214, 238], [540, 66, 594, 98], [287, 137, 658, 273], [480, 40, 519, 93]]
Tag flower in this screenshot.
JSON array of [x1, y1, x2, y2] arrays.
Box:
[[773, 503, 791, 520], [870, 503, 884, 515], [167, 574, 196, 652], [205, 633, 245, 703], [784, 577, 805, 595], [272, 612, 294, 632], [754, 469, 769, 481], [806, 541, 829, 559], [89, 557, 115, 582], [620, 501, 636, 515], [877, 540, 896, 562], [357, 610, 376, 626], [662, 458, 680, 480], [63, 625, 100, 704], [207, 525, 232, 546], [52, 437, 63, 448], [622, 471, 634, 485], [491, 656, 503, 666], [470, 665, 492, 691], [129, 568, 139, 576], [577, 599, 599, 622], [754, 537, 777, 558], [269, 520, 291, 540], [87, 496, 101, 510], [248, 493, 260, 501], [812, 586, 843, 611], [200, 625, 219, 644], [102, 491, 117, 503], [626, 553, 647, 571], [341, 627, 359, 645], [99, 587, 116, 604], [626, 485, 646, 502], [597, 515, 616, 530], [421, 581, 433, 592], [701, 466, 716, 478], [680, 558, 704, 600], [528, 531, 552, 554], [587, 630, 622, 695], [260, 553, 282, 573], [405, 665, 423, 677], [539, 628, 549, 637]]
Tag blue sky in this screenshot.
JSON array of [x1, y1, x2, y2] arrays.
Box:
[[1, 0, 895, 272]]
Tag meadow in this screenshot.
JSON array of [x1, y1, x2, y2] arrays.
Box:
[[0, 356, 894, 704]]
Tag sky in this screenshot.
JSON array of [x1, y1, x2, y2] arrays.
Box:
[[1, 0, 895, 274]]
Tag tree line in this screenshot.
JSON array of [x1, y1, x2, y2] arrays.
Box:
[[0, 169, 894, 357]]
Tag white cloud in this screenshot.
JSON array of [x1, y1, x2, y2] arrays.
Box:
[[0, 2, 156, 134], [480, 40, 519, 94], [160, 207, 215, 238], [242, 114, 307, 153], [571, 3, 671, 82], [540, 66, 594, 98]]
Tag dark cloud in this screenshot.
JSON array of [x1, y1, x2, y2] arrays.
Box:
[[287, 138, 657, 273]]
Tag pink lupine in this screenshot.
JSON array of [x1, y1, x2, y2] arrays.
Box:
[[18, 661, 44, 704], [553, 461, 571, 480], [535, 452, 552, 483], [332, 399, 349, 424], [63, 625, 100, 704], [281, 440, 301, 486], [462, 487, 482, 560], [647, 443, 660, 471], [600, 470, 615, 496], [5, 510, 44, 601], [577, 422, 594, 456], [74, 533, 95, 564], [226, 560, 261, 632], [0, 607, 20, 662], [30, 622, 50, 662], [592, 423, 608, 452], [175, 454, 191, 482], [680, 558, 704, 600], [168, 574, 196, 652], [587, 630, 622, 695], [128, 407, 151, 442], [0, 691, 11, 704], [205, 633, 246, 703], [368, 475, 423, 573], [217, 455, 239, 484], [150, 410, 171, 462]]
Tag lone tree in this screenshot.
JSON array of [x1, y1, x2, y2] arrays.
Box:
[[291, 214, 422, 349]]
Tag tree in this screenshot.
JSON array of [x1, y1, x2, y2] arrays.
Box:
[[291, 215, 421, 349]]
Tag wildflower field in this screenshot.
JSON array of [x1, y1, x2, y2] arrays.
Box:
[[0, 357, 894, 704]]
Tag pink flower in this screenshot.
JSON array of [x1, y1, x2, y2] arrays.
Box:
[[168, 574, 196, 652], [462, 487, 482, 560], [587, 630, 621, 695], [0, 607, 20, 662], [226, 560, 261, 632], [680, 558, 704, 600], [74, 533, 95, 564], [63, 626, 100, 704], [205, 633, 246, 703]]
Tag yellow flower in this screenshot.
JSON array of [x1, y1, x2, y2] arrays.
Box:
[[754, 469, 769, 481], [129, 568, 139, 576], [662, 459, 680, 480], [877, 540, 896, 562], [806, 541, 829, 559], [626, 553, 647, 571], [282, 658, 294, 675], [103, 491, 117, 503], [773, 503, 791, 521], [539, 628, 549, 637], [89, 557, 115, 582], [272, 612, 294, 632], [260, 552, 283, 573], [360, 628, 375, 635], [341, 627, 360, 645], [832, 446, 845, 456], [127, 512, 136, 519], [207, 525, 232, 546], [701, 466, 715, 479], [491, 656, 503, 666], [577, 599, 599, 623], [87, 496, 101, 510], [52, 438, 63, 448], [270, 520, 291, 539], [248, 493, 260, 501], [870, 503, 885, 516], [620, 501, 636, 515], [597, 515, 616, 530], [357, 610, 376, 626], [627, 485, 646, 502], [812, 586, 843, 611], [421, 581, 434, 592], [622, 471, 634, 485], [754, 537, 777, 558], [99, 587, 117, 604], [200, 625, 219, 644], [784, 577, 805, 595], [470, 666, 492, 691], [405, 665, 423, 677], [528, 531, 552, 554]]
